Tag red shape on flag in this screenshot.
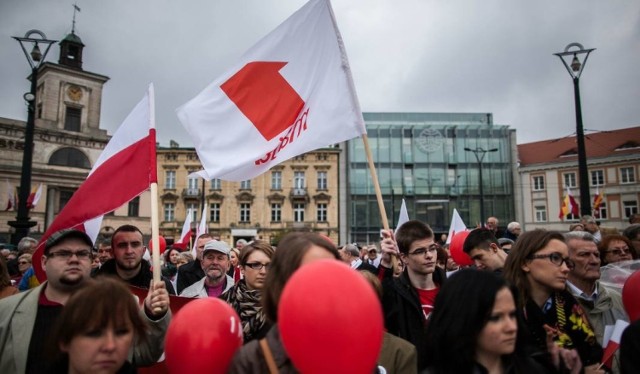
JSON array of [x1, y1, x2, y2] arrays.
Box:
[[220, 61, 305, 141]]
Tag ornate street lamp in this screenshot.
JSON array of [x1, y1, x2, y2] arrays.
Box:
[[9, 30, 57, 244], [464, 147, 498, 225], [554, 43, 595, 216]]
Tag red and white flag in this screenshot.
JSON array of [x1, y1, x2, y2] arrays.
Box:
[[191, 205, 208, 258], [4, 179, 15, 211], [174, 208, 194, 250], [34, 84, 157, 281], [26, 183, 43, 209], [177, 0, 366, 181], [446, 208, 467, 245], [602, 319, 630, 369], [559, 187, 580, 219]]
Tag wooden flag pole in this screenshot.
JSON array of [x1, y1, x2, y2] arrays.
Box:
[[150, 182, 161, 285], [361, 134, 389, 231]]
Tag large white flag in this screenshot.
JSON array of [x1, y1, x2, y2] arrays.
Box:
[[394, 199, 410, 235], [177, 0, 366, 181], [191, 205, 208, 258], [34, 84, 157, 281]]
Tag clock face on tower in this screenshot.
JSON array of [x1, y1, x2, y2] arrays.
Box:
[[66, 85, 83, 101]]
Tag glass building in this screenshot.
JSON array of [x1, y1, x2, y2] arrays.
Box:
[[341, 112, 517, 244]]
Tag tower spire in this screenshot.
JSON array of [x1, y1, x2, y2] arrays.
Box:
[[72, 4, 81, 34]]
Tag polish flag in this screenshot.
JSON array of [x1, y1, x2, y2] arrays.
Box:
[[394, 199, 410, 235], [177, 0, 366, 181], [173, 208, 194, 250], [4, 179, 15, 211], [191, 205, 208, 258], [602, 319, 630, 369], [446, 208, 467, 245], [26, 183, 43, 209], [34, 84, 157, 281]]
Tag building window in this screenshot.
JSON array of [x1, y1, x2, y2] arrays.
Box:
[[165, 170, 176, 189], [49, 147, 91, 169], [595, 202, 607, 220], [58, 189, 76, 213], [64, 106, 81, 132], [563, 173, 576, 188], [534, 206, 547, 222], [187, 203, 198, 221], [271, 171, 282, 190], [621, 167, 636, 184], [128, 196, 139, 217], [187, 175, 199, 191], [591, 170, 604, 186], [317, 203, 327, 222], [211, 179, 221, 190], [624, 200, 638, 218], [294, 203, 305, 222], [164, 203, 175, 221], [240, 180, 252, 190], [210, 203, 220, 223], [317, 171, 328, 190], [240, 203, 251, 222], [271, 203, 281, 222], [294, 171, 305, 189], [532, 176, 545, 191]]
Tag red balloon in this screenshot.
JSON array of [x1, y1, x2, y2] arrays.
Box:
[[278, 260, 383, 374], [165, 298, 243, 373], [148, 236, 167, 254], [622, 270, 640, 321], [449, 230, 473, 266]]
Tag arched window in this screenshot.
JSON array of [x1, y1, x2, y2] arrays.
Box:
[[49, 147, 91, 169]]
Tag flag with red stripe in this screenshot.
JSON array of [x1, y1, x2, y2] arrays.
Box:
[[33, 84, 157, 282]]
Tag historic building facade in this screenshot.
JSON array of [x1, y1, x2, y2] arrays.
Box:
[[156, 144, 341, 246], [1, 30, 151, 243], [517, 126, 640, 232]]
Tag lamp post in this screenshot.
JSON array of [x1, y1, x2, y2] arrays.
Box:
[[554, 43, 595, 216], [8, 30, 57, 245], [464, 147, 498, 225]]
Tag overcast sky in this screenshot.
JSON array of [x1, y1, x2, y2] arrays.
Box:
[[1, 0, 638, 148]]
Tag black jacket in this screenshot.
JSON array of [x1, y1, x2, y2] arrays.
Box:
[[380, 265, 445, 371], [176, 258, 204, 294], [95, 258, 176, 295]]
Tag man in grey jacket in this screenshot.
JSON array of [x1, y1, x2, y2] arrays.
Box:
[[180, 239, 234, 298], [0, 229, 171, 373]]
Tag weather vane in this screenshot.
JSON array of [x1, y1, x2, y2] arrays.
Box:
[[71, 3, 81, 34]]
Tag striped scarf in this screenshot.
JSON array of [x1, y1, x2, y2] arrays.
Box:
[[221, 279, 267, 343]]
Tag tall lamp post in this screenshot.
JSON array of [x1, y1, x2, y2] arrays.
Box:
[[554, 43, 595, 216], [8, 30, 57, 244], [464, 147, 498, 225]]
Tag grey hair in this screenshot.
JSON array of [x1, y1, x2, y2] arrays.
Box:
[[563, 231, 596, 243], [344, 244, 360, 257], [17, 237, 38, 252], [507, 222, 520, 232]]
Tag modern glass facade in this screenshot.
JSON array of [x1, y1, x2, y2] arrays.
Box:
[[345, 112, 516, 244]]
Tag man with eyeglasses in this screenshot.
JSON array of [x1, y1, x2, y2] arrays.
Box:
[[180, 240, 235, 298], [564, 231, 628, 351], [0, 229, 171, 373], [379, 220, 446, 372], [95, 224, 176, 294]]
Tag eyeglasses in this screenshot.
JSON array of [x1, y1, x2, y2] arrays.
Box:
[[605, 247, 631, 256], [47, 249, 93, 261], [527, 252, 575, 269], [245, 262, 271, 270], [18, 261, 30, 265], [408, 244, 439, 257]]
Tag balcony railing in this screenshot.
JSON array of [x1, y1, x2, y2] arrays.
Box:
[[182, 188, 201, 198]]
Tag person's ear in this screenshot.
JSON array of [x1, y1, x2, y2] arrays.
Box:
[[521, 263, 530, 273]]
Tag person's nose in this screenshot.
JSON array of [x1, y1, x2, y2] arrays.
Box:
[[101, 331, 117, 352]]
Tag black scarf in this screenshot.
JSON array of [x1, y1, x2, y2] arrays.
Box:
[[221, 279, 269, 343]]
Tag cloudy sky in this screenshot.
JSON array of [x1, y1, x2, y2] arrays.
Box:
[[1, 0, 638, 147]]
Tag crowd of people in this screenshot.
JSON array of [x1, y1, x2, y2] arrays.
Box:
[[0, 213, 639, 373]]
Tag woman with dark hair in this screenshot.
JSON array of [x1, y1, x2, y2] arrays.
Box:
[[228, 232, 340, 373], [598, 234, 636, 265], [424, 269, 553, 373], [162, 247, 180, 289], [221, 240, 275, 343], [504, 229, 603, 373], [48, 276, 148, 374], [0, 257, 18, 299]]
